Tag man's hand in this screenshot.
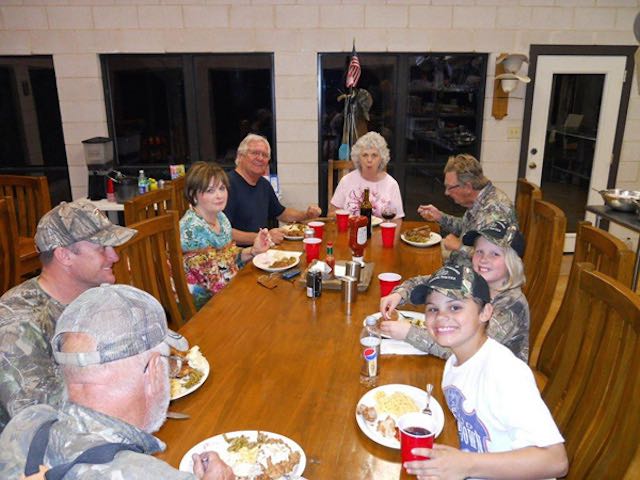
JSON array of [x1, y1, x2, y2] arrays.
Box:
[[417, 205, 442, 222], [192, 451, 235, 480], [442, 234, 461, 251], [305, 205, 322, 219], [268, 228, 285, 244]]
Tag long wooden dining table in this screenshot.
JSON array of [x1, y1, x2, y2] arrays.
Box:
[[156, 220, 458, 479]]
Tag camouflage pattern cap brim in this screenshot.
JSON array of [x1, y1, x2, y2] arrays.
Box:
[[35, 199, 136, 252], [410, 263, 490, 305], [462, 221, 525, 258]]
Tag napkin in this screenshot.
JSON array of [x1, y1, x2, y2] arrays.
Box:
[[380, 339, 428, 356]]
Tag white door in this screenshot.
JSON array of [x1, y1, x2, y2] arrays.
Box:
[[526, 55, 627, 252]]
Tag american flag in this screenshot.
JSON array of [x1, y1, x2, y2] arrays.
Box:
[[345, 45, 361, 88]]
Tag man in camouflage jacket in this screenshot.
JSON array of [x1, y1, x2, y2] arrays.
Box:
[[0, 200, 136, 431], [0, 285, 231, 479], [418, 154, 518, 252]]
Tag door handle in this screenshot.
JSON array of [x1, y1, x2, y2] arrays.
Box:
[[528, 162, 537, 169]]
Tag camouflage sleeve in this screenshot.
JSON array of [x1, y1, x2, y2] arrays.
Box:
[[392, 275, 433, 304], [438, 213, 463, 236], [72, 450, 196, 479], [0, 320, 65, 419], [486, 292, 530, 362], [404, 326, 452, 359]]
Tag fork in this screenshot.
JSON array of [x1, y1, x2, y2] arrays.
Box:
[[396, 310, 412, 320], [422, 383, 434, 415]]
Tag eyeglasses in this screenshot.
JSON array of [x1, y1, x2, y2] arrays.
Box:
[[247, 149, 270, 159], [444, 183, 461, 193], [144, 353, 184, 378]]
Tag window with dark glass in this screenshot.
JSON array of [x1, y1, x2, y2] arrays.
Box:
[[319, 53, 487, 220], [0, 56, 70, 206], [102, 53, 276, 179]]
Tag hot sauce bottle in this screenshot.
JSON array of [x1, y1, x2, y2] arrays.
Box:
[[348, 215, 368, 264], [325, 241, 335, 275]]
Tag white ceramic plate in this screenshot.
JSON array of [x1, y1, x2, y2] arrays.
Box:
[[179, 430, 306, 479], [363, 311, 426, 339], [282, 223, 305, 241], [170, 350, 210, 401], [401, 232, 442, 248], [252, 250, 301, 273], [371, 216, 383, 227], [355, 384, 445, 449]]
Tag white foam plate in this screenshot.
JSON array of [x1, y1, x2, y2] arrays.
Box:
[[401, 232, 442, 248]]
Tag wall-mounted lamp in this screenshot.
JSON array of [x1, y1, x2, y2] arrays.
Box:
[[492, 53, 531, 119]]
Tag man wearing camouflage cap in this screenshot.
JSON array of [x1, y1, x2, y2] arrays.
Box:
[[0, 284, 233, 479], [417, 154, 518, 252], [0, 199, 136, 431]]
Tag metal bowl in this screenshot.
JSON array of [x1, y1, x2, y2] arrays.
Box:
[[598, 189, 640, 212]]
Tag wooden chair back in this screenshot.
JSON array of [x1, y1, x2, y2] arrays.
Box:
[[0, 175, 51, 238], [541, 263, 640, 479], [113, 212, 196, 328], [327, 160, 354, 204], [124, 188, 175, 226], [515, 178, 542, 241], [168, 176, 189, 219], [533, 220, 635, 371], [0, 197, 20, 295], [522, 199, 566, 350]]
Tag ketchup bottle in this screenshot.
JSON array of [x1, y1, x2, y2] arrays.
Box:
[[348, 215, 368, 264]]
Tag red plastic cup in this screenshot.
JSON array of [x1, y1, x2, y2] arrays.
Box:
[[378, 272, 402, 297], [308, 221, 325, 240], [303, 237, 322, 263], [397, 412, 436, 467], [380, 222, 397, 248], [335, 210, 349, 232]]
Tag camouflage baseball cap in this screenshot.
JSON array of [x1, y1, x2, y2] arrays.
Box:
[[462, 221, 526, 258], [52, 284, 188, 367], [410, 263, 491, 305], [35, 199, 136, 253]]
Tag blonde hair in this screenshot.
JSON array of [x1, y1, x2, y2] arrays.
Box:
[[471, 240, 526, 292], [444, 154, 489, 190]]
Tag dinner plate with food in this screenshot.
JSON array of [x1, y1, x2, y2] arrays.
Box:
[[282, 223, 305, 240], [170, 346, 210, 401], [401, 227, 442, 247], [356, 384, 444, 449], [252, 250, 301, 273], [179, 430, 306, 480], [371, 216, 383, 227], [363, 311, 426, 339]]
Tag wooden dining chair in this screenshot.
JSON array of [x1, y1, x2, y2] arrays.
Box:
[[113, 211, 195, 328], [515, 178, 542, 241], [123, 187, 175, 226], [540, 262, 640, 479], [522, 199, 566, 351], [0, 174, 51, 277], [168, 175, 189, 218], [531, 220, 635, 372], [0, 197, 20, 295], [327, 159, 354, 204]]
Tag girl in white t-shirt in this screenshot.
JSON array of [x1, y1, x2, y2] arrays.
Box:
[[404, 263, 568, 480]]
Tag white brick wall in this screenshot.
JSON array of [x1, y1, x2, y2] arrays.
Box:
[[0, 0, 638, 218]]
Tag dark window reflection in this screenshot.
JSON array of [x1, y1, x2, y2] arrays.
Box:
[[319, 53, 486, 219], [102, 54, 275, 179], [0, 56, 70, 206]]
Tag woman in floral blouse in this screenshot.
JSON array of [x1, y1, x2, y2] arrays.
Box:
[[180, 162, 270, 309]]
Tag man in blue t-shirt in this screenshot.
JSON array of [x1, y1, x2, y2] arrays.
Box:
[[225, 134, 321, 246]]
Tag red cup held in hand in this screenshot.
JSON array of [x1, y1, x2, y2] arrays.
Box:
[[335, 210, 349, 232], [303, 237, 322, 263], [380, 222, 396, 248], [378, 272, 401, 297], [397, 412, 436, 467], [307, 221, 325, 240]]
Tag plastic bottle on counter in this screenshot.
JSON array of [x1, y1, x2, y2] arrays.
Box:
[[360, 316, 381, 386], [325, 241, 335, 275], [360, 188, 373, 239], [348, 215, 368, 264], [138, 169, 148, 194], [106, 178, 116, 203]]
